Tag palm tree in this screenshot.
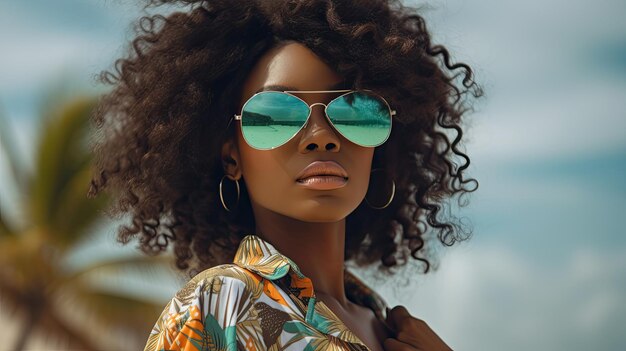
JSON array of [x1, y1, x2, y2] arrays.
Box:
[[0, 96, 174, 350]]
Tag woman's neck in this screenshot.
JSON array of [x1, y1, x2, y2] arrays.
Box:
[[252, 206, 349, 308]]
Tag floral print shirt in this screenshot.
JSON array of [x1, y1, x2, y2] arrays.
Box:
[[143, 234, 391, 351]]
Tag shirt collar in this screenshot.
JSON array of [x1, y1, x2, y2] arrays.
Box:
[[232, 234, 309, 281], [232, 233, 392, 337]]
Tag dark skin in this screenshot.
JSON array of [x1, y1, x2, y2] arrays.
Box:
[[221, 41, 452, 351]]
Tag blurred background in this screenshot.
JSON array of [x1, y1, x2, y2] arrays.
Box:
[[0, 0, 624, 350]]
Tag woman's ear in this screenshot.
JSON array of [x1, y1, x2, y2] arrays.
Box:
[[221, 137, 242, 179]]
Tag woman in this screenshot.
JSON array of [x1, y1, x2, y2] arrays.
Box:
[[88, 0, 482, 350]]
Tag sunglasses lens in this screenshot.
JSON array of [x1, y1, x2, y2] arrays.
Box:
[[240, 92, 309, 150], [326, 91, 392, 147]]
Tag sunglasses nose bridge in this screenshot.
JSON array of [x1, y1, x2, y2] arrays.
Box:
[[302, 102, 330, 128]]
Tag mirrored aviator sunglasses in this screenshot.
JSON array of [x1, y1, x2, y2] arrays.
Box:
[[232, 89, 396, 150]]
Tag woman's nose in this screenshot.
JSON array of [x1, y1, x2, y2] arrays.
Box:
[[298, 103, 341, 152]]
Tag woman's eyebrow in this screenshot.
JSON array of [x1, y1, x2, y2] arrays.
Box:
[[255, 81, 350, 93]]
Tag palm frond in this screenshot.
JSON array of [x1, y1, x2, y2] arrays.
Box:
[[1, 94, 174, 350], [50, 164, 111, 249], [0, 214, 16, 238], [0, 103, 27, 196], [62, 254, 176, 286], [66, 282, 166, 330], [28, 97, 103, 249]]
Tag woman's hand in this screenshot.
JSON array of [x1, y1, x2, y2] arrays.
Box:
[[383, 305, 453, 351]]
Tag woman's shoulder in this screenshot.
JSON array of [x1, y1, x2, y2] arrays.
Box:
[[143, 263, 260, 351], [344, 267, 390, 321]]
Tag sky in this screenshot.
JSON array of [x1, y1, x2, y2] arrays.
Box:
[[1, 0, 625, 350]]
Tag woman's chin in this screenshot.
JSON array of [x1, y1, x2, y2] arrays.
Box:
[[282, 203, 358, 222]]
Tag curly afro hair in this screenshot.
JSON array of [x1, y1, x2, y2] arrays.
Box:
[[88, 0, 483, 279]]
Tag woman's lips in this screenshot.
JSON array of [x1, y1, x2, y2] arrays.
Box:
[[295, 160, 349, 190], [296, 175, 348, 190]]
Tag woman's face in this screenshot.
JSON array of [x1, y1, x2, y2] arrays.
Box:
[[222, 41, 374, 222]]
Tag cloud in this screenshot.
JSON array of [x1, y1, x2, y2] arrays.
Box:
[[0, 1, 139, 94], [468, 78, 626, 162], [372, 245, 626, 351], [406, 0, 626, 162]]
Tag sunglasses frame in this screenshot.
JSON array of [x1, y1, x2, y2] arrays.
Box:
[[231, 89, 396, 150]]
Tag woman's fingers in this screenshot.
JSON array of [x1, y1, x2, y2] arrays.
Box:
[[387, 306, 422, 343], [386, 305, 411, 331], [385, 305, 454, 351]]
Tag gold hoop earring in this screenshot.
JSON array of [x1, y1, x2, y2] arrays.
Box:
[[365, 168, 395, 210], [219, 174, 240, 212]]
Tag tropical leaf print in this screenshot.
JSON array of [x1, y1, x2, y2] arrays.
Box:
[[144, 235, 390, 351]]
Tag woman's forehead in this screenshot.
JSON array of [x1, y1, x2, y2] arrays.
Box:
[[238, 42, 345, 105]]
